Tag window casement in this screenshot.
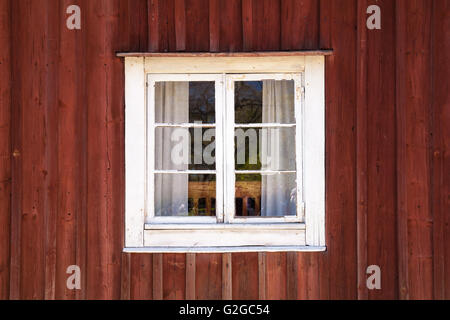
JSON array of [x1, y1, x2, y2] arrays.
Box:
[[121, 53, 327, 252]]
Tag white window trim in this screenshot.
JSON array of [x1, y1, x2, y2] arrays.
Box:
[[123, 55, 325, 253]]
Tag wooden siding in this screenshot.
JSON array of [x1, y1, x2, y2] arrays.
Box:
[[0, 0, 448, 299]]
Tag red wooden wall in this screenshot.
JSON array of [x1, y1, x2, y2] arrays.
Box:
[[0, 0, 449, 300]]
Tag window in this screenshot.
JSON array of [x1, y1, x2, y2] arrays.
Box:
[[122, 53, 326, 252]]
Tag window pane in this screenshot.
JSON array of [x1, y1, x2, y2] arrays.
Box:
[[155, 81, 215, 124], [155, 174, 216, 216], [235, 173, 296, 217], [155, 127, 216, 170], [235, 80, 295, 124], [234, 127, 296, 171]]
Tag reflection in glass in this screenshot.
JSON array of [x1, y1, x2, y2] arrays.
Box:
[[234, 127, 296, 171], [155, 127, 216, 170], [155, 174, 216, 216], [155, 81, 215, 124], [235, 80, 295, 124], [235, 173, 296, 217]]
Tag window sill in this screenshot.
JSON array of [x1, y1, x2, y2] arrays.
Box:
[[142, 227, 306, 248], [144, 223, 306, 230], [123, 245, 327, 253]]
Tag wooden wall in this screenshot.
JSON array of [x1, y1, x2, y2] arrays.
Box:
[[0, 0, 448, 299]]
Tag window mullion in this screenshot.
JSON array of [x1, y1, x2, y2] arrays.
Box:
[[224, 75, 235, 223], [215, 75, 225, 223], [147, 76, 155, 221], [294, 74, 304, 222]]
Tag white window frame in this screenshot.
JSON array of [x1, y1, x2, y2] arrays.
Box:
[[123, 54, 325, 253]]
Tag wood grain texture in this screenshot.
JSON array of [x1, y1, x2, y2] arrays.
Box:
[[252, 0, 280, 51], [148, 0, 160, 52], [174, 0, 186, 51], [281, 0, 319, 50], [186, 0, 210, 51], [0, 0, 11, 300], [1, 0, 448, 300], [222, 253, 232, 300], [85, 0, 123, 299], [12, 0, 53, 299], [185, 253, 196, 299], [232, 253, 258, 299], [130, 254, 153, 299], [355, 0, 368, 300], [265, 253, 287, 299], [163, 254, 186, 299], [318, 0, 358, 299], [219, 0, 242, 52], [396, 0, 434, 300], [196, 253, 222, 299], [209, 0, 220, 51], [365, 0, 397, 300], [431, 0, 450, 300], [152, 253, 163, 299]]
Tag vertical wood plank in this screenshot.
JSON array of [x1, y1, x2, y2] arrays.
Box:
[[219, 0, 242, 52], [222, 253, 232, 300], [85, 0, 123, 299], [431, 0, 450, 300], [186, 0, 210, 51], [365, 0, 398, 300], [148, 0, 160, 52], [13, 0, 53, 299], [242, 0, 253, 51], [286, 252, 298, 299], [297, 253, 320, 299], [318, 0, 358, 299], [76, 0, 88, 299], [209, 0, 220, 52], [120, 253, 131, 300], [185, 253, 196, 299], [281, 0, 320, 50], [265, 253, 287, 299], [9, 0, 23, 299], [356, 0, 368, 300], [157, 0, 169, 52], [152, 253, 163, 299], [174, 0, 186, 51], [258, 252, 266, 299], [0, 0, 11, 300], [195, 253, 222, 299], [43, 0, 59, 301], [130, 254, 153, 299], [396, 0, 433, 300], [163, 253, 186, 299], [128, 0, 149, 52], [232, 253, 258, 299], [252, 0, 281, 51], [166, 0, 177, 52], [56, 0, 86, 300]]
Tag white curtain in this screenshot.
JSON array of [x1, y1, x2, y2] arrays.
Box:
[[260, 80, 297, 216], [154, 82, 189, 217]]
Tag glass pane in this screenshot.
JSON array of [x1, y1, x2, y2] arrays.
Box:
[[235, 173, 297, 217], [155, 127, 216, 170], [155, 81, 215, 124], [155, 174, 216, 216], [234, 127, 296, 171], [235, 80, 295, 124]]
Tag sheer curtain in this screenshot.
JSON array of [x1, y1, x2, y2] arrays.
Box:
[[154, 82, 189, 217], [260, 80, 297, 216]]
